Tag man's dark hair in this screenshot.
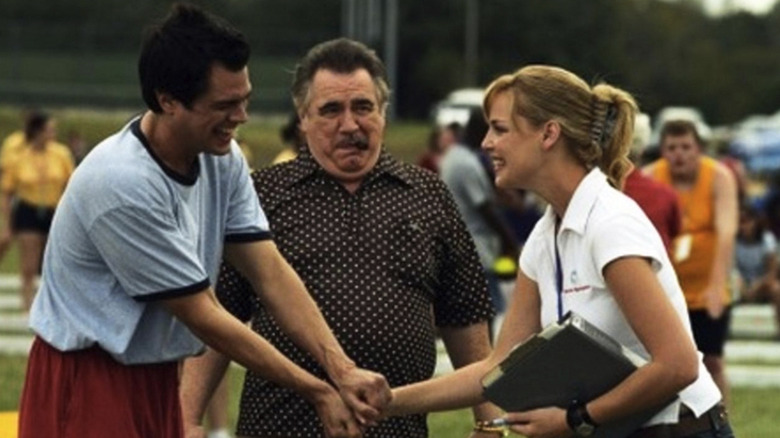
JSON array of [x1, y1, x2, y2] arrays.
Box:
[[280, 112, 302, 149], [138, 2, 250, 113], [463, 107, 488, 151], [24, 111, 50, 142], [660, 119, 705, 148], [445, 122, 463, 142], [291, 38, 389, 113]]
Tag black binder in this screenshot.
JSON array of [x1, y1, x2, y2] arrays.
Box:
[[482, 311, 672, 438]]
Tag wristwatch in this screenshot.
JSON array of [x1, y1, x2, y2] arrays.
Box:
[[566, 399, 598, 437]]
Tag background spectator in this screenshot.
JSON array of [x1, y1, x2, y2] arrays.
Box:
[[271, 113, 302, 165], [646, 119, 739, 404], [417, 122, 460, 174], [439, 107, 518, 333], [734, 203, 780, 339], [0, 111, 74, 312], [624, 112, 682, 254]]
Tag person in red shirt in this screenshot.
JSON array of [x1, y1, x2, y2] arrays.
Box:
[[623, 113, 682, 254], [416, 122, 461, 174]]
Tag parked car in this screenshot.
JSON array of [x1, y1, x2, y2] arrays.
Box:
[[430, 88, 484, 127], [730, 110, 780, 174]]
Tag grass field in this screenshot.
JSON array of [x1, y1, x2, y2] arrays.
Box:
[[0, 105, 432, 169], [1, 353, 779, 436], [2, 106, 779, 436]]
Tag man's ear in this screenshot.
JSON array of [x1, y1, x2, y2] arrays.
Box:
[[541, 120, 561, 150], [156, 91, 177, 114], [297, 109, 309, 134]]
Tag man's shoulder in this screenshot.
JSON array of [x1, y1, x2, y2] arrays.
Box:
[[704, 156, 738, 188], [0, 131, 25, 152], [49, 141, 75, 160], [441, 144, 477, 164], [627, 169, 676, 197], [440, 146, 487, 177], [641, 159, 661, 174], [73, 138, 165, 201], [393, 157, 439, 180], [386, 158, 452, 197], [251, 159, 296, 183], [248, 159, 308, 202]]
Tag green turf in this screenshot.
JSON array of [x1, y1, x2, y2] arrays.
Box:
[[0, 105, 432, 171], [0, 355, 777, 436]]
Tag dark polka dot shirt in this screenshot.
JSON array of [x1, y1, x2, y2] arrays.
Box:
[[217, 149, 494, 438]]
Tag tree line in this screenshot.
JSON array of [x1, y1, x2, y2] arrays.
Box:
[[1, 0, 778, 124]]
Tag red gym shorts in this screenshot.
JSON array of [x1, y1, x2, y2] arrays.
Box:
[[18, 336, 183, 438]]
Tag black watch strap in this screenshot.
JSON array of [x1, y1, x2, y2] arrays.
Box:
[[566, 399, 598, 436]]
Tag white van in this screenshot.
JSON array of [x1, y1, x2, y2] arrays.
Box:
[[650, 106, 712, 146], [430, 88, 484, 127]]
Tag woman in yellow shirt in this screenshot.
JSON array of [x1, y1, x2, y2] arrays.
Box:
[[0, 111, 75, 311]]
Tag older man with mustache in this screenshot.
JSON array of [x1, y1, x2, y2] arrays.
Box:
[[181, 38, 501, 438]]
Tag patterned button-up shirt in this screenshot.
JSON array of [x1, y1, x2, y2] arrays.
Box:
[[217, 149, 494, 438]]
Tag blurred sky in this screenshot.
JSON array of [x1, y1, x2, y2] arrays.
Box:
[[702, 0, 778, 15]]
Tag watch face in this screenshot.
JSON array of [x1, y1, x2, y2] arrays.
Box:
[[576, 422, 596, 436]]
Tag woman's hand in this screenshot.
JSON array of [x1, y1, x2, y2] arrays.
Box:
[[504, 406, 572, 438]]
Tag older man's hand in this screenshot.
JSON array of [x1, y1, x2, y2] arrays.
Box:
[[333, 366, 392, 425], [311, 385, 366, 438]]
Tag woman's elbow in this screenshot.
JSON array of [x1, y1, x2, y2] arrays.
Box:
[[670, 350, 699, 389]]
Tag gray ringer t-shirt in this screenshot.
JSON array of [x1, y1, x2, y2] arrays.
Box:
[[30, 117, 271, 364]]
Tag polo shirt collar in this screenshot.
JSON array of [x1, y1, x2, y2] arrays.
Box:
[[283, 146, 414, 189], [558, 167, 609, 235]]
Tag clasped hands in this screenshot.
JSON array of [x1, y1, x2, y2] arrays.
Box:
[[318, 374, 575, 438], [314, 366, 392, 438]]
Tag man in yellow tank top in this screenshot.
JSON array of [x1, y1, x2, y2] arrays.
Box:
[[645, 119, 738, 404]]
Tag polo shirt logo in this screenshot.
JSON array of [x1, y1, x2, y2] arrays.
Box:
[[564, 284, 592, 294], [564, 269, 591, 294]]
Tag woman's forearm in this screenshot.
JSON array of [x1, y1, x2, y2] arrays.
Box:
[[390, 360, 489, 417]]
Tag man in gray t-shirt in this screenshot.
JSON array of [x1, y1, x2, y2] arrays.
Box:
[[439, 111, 517, 316], [18, 5, 389, 438], [440, 142, 501, 269]]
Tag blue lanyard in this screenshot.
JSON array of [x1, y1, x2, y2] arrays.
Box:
[[554, 221, 564, 320]]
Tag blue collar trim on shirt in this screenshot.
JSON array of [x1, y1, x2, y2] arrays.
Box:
[[130, 117, 200, 186]]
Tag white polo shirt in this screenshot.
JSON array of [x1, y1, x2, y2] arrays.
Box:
[[519, 168, 720, 425]]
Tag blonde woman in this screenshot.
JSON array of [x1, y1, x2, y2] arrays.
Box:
[[388, 66, 732, 438]]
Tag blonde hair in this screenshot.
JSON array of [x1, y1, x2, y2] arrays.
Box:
[[484, 65, 638, 188]]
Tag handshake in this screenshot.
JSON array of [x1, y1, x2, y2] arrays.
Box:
[[312, 364, 393, 438]]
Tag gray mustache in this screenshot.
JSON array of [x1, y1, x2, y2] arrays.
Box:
[[340, 136, 369, 150]]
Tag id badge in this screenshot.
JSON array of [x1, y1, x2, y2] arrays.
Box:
[[674, 234, 692, 262]]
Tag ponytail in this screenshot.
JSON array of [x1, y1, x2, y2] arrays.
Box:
[[591, 84, 637, 188]]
